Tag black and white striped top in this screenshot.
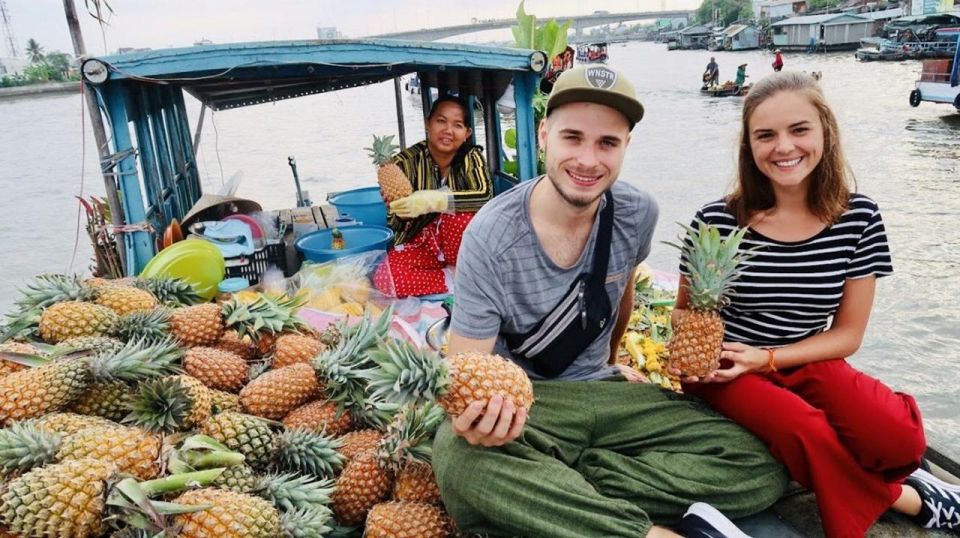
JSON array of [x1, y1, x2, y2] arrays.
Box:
[[679, 195, 893, 347]]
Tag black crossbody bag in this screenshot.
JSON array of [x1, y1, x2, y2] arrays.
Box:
[[503, 191, 614, 378]]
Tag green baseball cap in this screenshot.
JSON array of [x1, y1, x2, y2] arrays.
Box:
[[547, 64, 644, 127]]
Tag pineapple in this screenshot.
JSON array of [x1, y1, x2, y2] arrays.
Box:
[[273, 333, 324, 368], [173, 489, 333, 538], [28, 412, 118, 435], [127, 374, 213, 432], [0, 458, 222, 537], [366, 501, 455, 538], [94, 285, 158, 315], [200, 412, 280, 471], [240, 363, 322, 419], [283, 399, 353, 437], [331, 403, 442, 527], [67, 379, 137, 421], [0, 337, 182, 425], [217, 329, 258, 360], [331, 450, 394, 525], [337, 429, 383, 462], [3, 274, 95, 339], [0, 422, 162, 479], [0, 341, 40, 377], [38, 300, 118, 343], [330, 228, 346, 250], [56, 335, 125, 355], [209, 388, 242, 413], [366, 134, 412, 204], [184, 346, 249, 392], [170, 303, 224, 346], [211, 463, 259, 493], [393, 461, 442, 504], [365, 341, 535, 418], [665, 221, 753, 377]]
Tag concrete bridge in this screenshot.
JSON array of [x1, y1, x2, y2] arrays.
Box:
[[371, 10, 693, 41]]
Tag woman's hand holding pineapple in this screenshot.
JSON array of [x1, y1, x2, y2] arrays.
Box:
[[452, 395, 528, 447]]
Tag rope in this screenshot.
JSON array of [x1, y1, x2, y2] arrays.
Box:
[[67, 80, 88, 274], [107, 222, 156, 234]]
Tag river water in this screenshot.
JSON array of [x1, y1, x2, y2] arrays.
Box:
[[1, 41, 958, 459]]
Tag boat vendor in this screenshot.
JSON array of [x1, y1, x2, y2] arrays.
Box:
[[431, 64, 788, 538], [704, 56, 720, 86], [372, 96, 492, 298], [735, 63, 749, 90]]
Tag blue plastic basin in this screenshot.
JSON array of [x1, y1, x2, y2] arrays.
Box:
[[295, 225, 394, 263], [328, 186, 388, 227]]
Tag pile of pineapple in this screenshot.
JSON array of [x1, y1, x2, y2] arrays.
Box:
[[0, 273, 533, 537], [615, 268, 683, 392]]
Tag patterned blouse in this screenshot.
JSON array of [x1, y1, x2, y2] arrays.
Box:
[[388, 141, 492, 245]]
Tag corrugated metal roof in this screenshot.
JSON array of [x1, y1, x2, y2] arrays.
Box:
[[771, 13, 871, 26]]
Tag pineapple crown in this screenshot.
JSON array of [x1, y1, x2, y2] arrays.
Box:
[[0, 422, 61, 475], [330, 228, 343, 240], [111, 308, 172, 343], [276, 429, 344, 478], [664, 219, 756, 311], [133, 277, 204, 307], [363, 339, 450, 406], [221, 293, 309, 342], [364, 134, 400, 167], [254, 472, 335, 513], [281, 507, 335, 538], [13, 273, 94, 313], [88, 336, 183, 383], [376, 401, 445, 471], [125, 376, 198, 433]]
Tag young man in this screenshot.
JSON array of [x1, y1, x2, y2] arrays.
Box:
[[431, 64, 789, 538]]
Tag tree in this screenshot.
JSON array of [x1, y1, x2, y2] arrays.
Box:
[[25, 38, 45, 63], [45, 51, 73, 79], [808, 0, 841, 11], [695, 0, 753, 26]]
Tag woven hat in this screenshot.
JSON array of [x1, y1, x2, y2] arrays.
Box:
[[547, 64, 644, 127], [180, 193, 262, 230]]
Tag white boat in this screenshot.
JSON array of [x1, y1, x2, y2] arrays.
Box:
[[909, 33, 960, 111]]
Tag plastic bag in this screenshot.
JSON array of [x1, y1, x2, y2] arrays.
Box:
[[295, 250, 389, 317]]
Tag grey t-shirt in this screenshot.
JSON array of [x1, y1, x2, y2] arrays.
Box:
[[452, 177, 659, 380]]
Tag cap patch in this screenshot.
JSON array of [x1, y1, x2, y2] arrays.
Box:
[[584, 66, 617, 89]]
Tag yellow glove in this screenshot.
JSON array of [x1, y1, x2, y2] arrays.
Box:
[[389, 190, 450, 219]]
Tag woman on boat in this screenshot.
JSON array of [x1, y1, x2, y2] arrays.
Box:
[[373, 95, 492, 298], [673, 72, 960, 537]]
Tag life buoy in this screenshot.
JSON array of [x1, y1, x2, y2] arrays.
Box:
[[909, 89, 922, 107]]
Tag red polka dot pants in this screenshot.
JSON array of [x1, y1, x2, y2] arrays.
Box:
[[374, 212, 475, 298]]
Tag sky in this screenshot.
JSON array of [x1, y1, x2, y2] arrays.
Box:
[[1, 0, 697, 56]]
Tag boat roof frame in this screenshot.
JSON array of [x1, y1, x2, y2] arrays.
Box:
[[84, 39, 547, 274]]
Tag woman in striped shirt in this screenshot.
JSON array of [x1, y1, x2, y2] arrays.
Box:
[[372, 96, 492, 297], [674, 72, 957, 536]]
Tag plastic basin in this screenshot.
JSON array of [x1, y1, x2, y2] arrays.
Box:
[[295, 225, 394, 263], [329, 186, 388, 227]]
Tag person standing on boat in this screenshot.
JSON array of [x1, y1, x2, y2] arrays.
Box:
[[734, 63, 749, 90], [674, 71, 960, 537], [704, 56, 720, 87], [372, 95, 492, 298], [431, 64, 789, 538], [772, 49, 784, 72]]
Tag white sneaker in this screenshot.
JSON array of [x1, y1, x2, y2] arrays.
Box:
[[674, 502, 754, 538], [906, 468, 960, 530]]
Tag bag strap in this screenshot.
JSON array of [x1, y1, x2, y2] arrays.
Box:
[[589, 191, 615, 286]]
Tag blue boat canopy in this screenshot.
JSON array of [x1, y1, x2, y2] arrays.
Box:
[[93, 39, 547, 111]]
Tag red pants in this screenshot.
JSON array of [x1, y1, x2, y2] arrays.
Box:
[[373, 213, 474, 298], [684, 359, 925, 538]]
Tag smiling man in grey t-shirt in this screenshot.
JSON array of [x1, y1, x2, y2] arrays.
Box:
[[430, 64, 788, 538]]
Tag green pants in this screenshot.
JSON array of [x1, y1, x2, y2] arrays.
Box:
[[432, 380, 788, 538]]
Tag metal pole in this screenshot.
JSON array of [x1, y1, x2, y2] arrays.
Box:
[[393, 77, 407, 148], [63, 0, 127, 273], [192, 104, 207, 154]]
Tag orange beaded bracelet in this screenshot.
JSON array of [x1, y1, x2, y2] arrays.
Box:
[[765, 348, 778, 373]]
